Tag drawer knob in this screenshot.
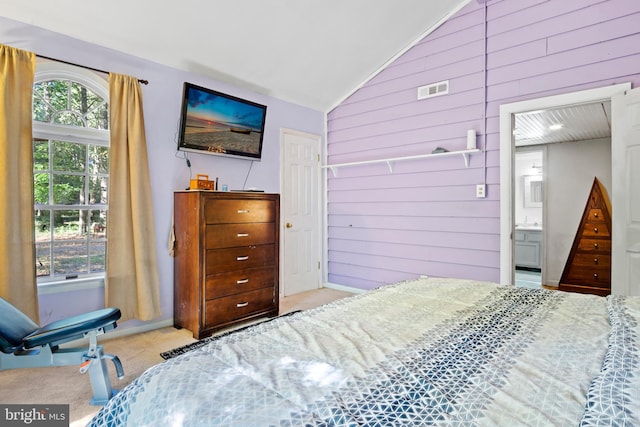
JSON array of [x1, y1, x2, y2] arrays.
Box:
[[593, 212, 598, 218], [594, 243, 599, 249], [594, 273, 599, 279], [594, 227, 598, 233], [236, 256, 249, 261], [236, 302, 249, 308], [593, 258, 599, 264], [286, 222, 293, 229], [237, 209, 250, 214], [237, 233, 249, 237]]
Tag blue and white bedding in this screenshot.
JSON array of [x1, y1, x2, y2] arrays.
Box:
[[88, 278, 640, 426]]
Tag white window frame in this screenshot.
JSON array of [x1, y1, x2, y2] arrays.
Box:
[[33, 62, 109, 293]]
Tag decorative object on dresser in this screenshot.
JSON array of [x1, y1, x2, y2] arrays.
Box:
[[173, 191, 280, 339], [559, 177, 612, 296]]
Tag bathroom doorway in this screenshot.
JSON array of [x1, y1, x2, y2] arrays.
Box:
[[514, 148, 544, 288], [499, 85, 624, 289]]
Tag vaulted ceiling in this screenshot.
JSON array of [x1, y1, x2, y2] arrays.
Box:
[[0, 0, 470, 111]]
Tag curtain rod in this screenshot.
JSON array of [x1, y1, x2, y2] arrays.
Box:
[[36, 54, 149, 85]]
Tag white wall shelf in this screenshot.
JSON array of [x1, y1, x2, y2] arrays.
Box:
[[322, 148, 481, 176]]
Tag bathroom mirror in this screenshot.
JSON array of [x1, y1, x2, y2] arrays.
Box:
[[524, 175, 543, 208]]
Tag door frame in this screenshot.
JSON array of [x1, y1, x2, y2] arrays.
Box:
[[499, 83, 631, 286], [279, 127, 322, 297]]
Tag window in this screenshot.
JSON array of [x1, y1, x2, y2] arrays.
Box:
[[32, 63, 109, 283]]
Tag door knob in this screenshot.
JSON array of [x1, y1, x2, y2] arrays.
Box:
[[286, 222, 293, 228]]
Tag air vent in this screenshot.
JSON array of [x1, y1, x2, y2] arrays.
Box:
[[417, 80, 449, 100]]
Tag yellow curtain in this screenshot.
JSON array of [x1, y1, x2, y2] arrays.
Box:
[[106, 73, 161, 321], [0, 45, 38, 321]]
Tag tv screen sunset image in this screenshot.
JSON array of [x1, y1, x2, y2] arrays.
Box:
[[181, 86, 266, 157]]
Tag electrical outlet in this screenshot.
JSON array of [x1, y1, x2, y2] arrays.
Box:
[[476, 184, 486, 198]]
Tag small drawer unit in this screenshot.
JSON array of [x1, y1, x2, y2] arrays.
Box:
[[173, 191, 280, 339], [559, 178, 612, 297]]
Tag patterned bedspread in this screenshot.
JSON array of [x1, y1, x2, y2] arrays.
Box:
[[88, 278, 640, 426]]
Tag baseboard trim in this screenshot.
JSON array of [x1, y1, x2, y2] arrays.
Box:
[[323, 282, 366, 294], [105, 318, 175, 340]]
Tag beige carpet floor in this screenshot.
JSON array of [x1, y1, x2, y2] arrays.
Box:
[[0, 287, 352, 426]]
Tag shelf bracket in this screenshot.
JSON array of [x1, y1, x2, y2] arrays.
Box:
[[386, 160, 394, 173], [462, 153, 470, 168]]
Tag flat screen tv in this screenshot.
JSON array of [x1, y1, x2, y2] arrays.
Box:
[[177, 82, 267, 160]]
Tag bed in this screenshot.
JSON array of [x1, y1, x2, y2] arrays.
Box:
[[87, 277, 640, 426]]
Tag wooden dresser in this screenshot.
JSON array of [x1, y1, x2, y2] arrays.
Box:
[[173, 191, 280, 339], [559, 178, 612, 296]]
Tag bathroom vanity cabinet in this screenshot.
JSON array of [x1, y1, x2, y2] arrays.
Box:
[[515, 228, 542, 270]]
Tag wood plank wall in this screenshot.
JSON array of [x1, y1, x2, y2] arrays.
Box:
[[326, 0, 640, 290]]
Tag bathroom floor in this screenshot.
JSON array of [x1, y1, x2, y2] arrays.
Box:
[[515, 269, 542, 289]]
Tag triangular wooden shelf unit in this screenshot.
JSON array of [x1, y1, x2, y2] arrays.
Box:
[[559, 177, 612, 296]]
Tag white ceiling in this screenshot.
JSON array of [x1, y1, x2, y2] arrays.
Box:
[[0, 0, 470, 111], [515, 102, 612, 146]]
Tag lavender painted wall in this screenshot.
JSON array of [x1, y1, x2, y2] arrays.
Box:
[[0, 17, 324, 326], [326, 0, 640, 290]]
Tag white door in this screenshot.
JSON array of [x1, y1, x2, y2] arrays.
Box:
[[611, 87, 640, 296], [280, 129, 321, 296]]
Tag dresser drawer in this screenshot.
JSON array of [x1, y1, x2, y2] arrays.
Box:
[[205, 266, 275, 299], [569, 253, 611, 269], [205, 199, 276, 224], [581, 221, 610, 238], [206, 223, 275, 249], [204, 287, 275, 328], [563, 265, 611, 286], [577, 238, 611, 253], [588, 209, 606, 222], [205, 245, 275, 274]]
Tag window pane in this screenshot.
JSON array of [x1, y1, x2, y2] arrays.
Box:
[[53, 209, 88, 240], [88, 176, 108, 205], [32, 86, 52, 123], [89, 210, 107, 238], [35, 243, 51, 277], [35, 210, 51, 241], [53, 111, 84, 127], [53, 209, 88, 276], [53, 241, 88, 276], [52, 174, 85, 205], [90, 242, 106, 272], [86, 106, 109, 130], [33, 139, 49, 171], [53, 140, 86, 172], [89, 145, 109, 174], [34, 173, 50, 204], [70, 83, 102, 116], [33, 80, 68, 119]]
